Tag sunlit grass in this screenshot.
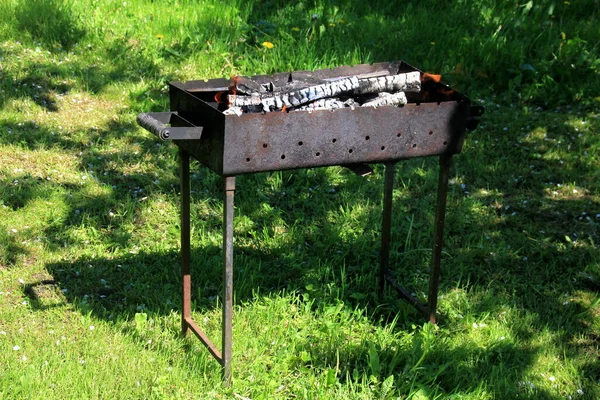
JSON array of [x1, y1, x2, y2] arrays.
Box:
[[0, 0, 599, 398]]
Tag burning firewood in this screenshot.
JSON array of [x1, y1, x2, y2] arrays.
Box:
[[360, 92, 408, 108], [223, 106, 244, 116], [228, 76, 360, 111], [230, 76, 269, 95], [225, 71, 421, 114], [294, 98, 357, 111], [352, 71, 421, 95]]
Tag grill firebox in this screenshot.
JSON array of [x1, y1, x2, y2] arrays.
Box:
[[137, 61, 483, 384]]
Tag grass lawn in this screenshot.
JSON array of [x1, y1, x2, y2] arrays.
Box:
[[1, 0, 599, 398]]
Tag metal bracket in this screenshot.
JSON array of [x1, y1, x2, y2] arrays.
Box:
[[137, 112, 203, 141]]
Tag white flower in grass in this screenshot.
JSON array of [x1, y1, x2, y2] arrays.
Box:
[[548, 376, 556, 382], [21, 355, 27, 361], [13, 345, 20, 351], [89, 325, 95, 331], [577, 389, 584, 395]]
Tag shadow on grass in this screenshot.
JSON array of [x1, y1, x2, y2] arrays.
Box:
[[0, 39, 165, 113], [14, 0, 86, 51], [2, 100, 597, 396], [295, 336, 550, 398], [1, 2, 597, 393], [3, 103, 596, 397]]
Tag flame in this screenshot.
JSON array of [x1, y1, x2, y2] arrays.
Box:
[[214, 91, 227, 103], [422, 73, 442, 83], [420, 72, 457, 101], [228, 76, 240, 96], [438, 87, 456, 97]]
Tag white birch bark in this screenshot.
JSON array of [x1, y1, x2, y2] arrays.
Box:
[[361, 91, 408, 108], [228, 76, 360, 110], [353, 72, 421, 95]]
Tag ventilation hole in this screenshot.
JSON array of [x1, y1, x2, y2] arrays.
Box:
[[348, 149, 353, 154], [429, 131, 433, 135], [365, 136, 370, 141], [315, 152, 321, 157], [396, 132, 402, 137], [416, 102, 421, 106], [263, 143, 268, 148], [246, 158, 251, 162], [381, 146, 386, 150], [332, 138, 337, 143], [412, 144, 417, 148], [281, 154, 286, 159], [298, 141, 303, 146]]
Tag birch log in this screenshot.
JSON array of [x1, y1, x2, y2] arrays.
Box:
[[228, 76, 360, 111], [230, 76, 268, 95], [353, 72, 421, 95], [361, 91, 408, 107], [294, 98, 356, 111]]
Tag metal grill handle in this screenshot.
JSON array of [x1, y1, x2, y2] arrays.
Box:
[[137, 112, 203, 140]]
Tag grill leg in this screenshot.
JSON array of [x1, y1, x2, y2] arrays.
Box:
[[222, 176, 236, 385], [427, 155, 452, 324], [180, 149, 191, 336], [379, 162, 396, 297]]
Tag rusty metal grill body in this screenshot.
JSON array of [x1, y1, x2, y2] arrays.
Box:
[[137, 61, 482, 384]]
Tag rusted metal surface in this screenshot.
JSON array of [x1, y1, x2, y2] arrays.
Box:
[[165, 61, 476, 176], [427, 154, 452, 324], [185, 317, 222, 362], [180, 149, 224, 365], [222, 176, 235, 385], [384, 273, 428, 316], [379, 157, 451, 323], [137, 112, 202, 140], [180, 149, 191, 337], [137, 60, 483, 383], [379, 162, 396, 296]]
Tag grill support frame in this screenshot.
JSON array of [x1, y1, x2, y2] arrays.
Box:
[[176, 153, 451, 386], [136, 61, 483, 385]]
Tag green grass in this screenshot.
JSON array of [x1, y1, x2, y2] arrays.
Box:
[[1, 0, 599, 398]]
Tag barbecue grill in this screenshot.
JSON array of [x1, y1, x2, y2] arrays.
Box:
[[137, 61, 483, 384]]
